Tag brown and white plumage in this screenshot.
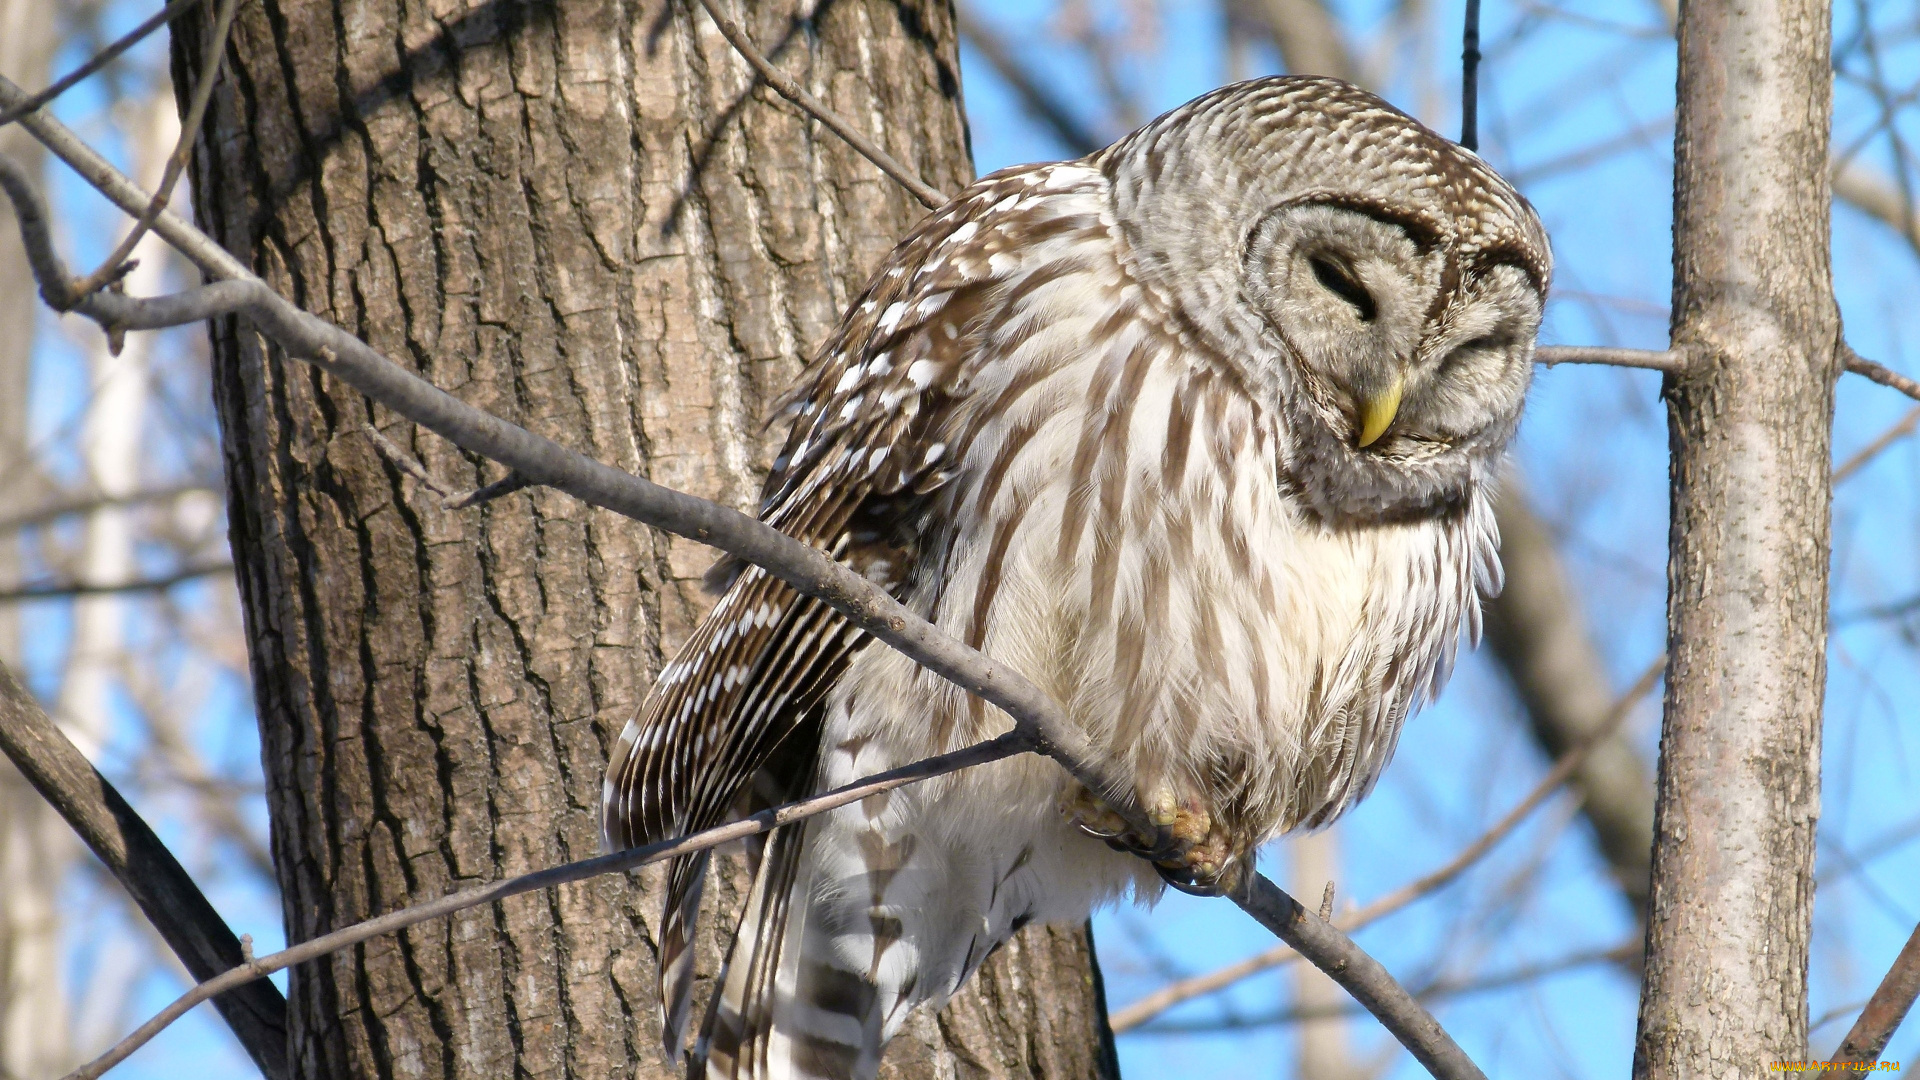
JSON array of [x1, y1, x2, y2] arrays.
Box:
[[603, 76, 1550, 1079]]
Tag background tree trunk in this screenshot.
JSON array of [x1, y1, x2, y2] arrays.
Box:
[[1634, 0, 1839, 1074], [0, 1, 73, 1073], [175, 0, 1116, 1076]]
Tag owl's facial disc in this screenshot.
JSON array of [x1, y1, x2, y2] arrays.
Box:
[[1245, 202, 1443, 449], [1245, 200, 1540, 459]]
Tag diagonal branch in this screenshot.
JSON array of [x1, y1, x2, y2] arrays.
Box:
[[688, 0, 946, 209], [1129, 939, 1639, 1034], [66, 0, 240, 299], [63, 731, 1035, 1080], [0, 0, 206, 130], [1829, 920, 1920, 1065], [1843, 344, 1920, 403], [0, 657, 288, 1080], [0, 105, 1488, 1080]]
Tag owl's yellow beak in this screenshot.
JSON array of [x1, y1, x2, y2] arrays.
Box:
[[1356, 374, 1405, 448]]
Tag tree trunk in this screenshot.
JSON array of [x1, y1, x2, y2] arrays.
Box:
[[0, 1, 72, 1073], [1635, 0, 1838, 1075], [175, 0, 1115, 1076]]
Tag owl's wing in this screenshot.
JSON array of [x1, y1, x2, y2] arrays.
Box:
[[599, 161, 1112, 1062]]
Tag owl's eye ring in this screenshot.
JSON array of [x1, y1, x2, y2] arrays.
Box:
[[1308, 253, 1377, 322]]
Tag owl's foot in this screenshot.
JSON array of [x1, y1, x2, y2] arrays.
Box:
[[1058, 785, 1242, 896]]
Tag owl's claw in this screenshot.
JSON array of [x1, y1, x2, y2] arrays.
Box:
[[1058, 785, 1243, 896]]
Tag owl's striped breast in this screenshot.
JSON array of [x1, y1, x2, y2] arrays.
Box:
[[831, 215, 1494, 845]]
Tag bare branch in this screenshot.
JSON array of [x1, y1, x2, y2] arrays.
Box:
[[0, 657, 288, 1079], [1843, 344, 1920, 403], [361, 424, 534, 509], [1461, 0, 1482, 150], [0, 0, 205, 130], [0, 482, 218, 536], [66, 0, 240, 300], [1110, 654, 1665, 1032], [688, 0, 947, 210], [1834, 406, 1920, 484], [0, 77, 249, 281], [65, 731, 1036, 1080], [1130, 940, 1639, 1034], [1830, 921, 1920, 1065], [0, 561, 232, 604], [1234, 875, 1484, 1080], [1535, 345, 1683, 372]]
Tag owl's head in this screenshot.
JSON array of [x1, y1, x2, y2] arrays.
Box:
[[1101, 77, 1551, 522]]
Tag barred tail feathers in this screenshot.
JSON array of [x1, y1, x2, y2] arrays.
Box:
[[658, 850, 710, 1062], [694, 806, 978, 1080]]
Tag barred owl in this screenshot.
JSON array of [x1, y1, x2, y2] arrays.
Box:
[[603, 76, 1549, 1079]]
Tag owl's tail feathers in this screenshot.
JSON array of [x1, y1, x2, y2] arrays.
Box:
[[693, 820, 903, 1080], [657, 850, 712, 1064]]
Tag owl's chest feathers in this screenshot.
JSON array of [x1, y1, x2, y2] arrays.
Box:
[[839, 332, 1488, 839]]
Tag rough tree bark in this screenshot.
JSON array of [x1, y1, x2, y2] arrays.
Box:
[[1634, 0, 1839, 1075], [173, 0, 1116, 1077]]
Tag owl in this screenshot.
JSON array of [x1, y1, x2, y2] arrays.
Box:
[[603, 76, 1549, 1079]]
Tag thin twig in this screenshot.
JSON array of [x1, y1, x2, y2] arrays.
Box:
[[1461, 0, 1482, 150], [0, 659, 288, 1079], [1844, 344, 1920, 404], [1830, 921, 1920, 1065], [1110, 653, 1665, 1032], [61, 731, 1035, 1080], [1834, 406, 1920, 484], [67, 0, 241, 300], [1534, 345, 1682, 373], [1131, 940, 1639, 1034], [0, 0, 207, 130], [0, 561, 232, 604], [688, 0, 948, 210], [0, 76, 247, 279], [362, 424, 534, 509], [0, 482, 216, 536]]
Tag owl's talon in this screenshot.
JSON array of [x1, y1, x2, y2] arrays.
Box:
[[1061, 784, 1244, 893], [1153, 854, 1242, 897]]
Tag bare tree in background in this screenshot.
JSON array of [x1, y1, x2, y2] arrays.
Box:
[[0, 1, 69, 1073]]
